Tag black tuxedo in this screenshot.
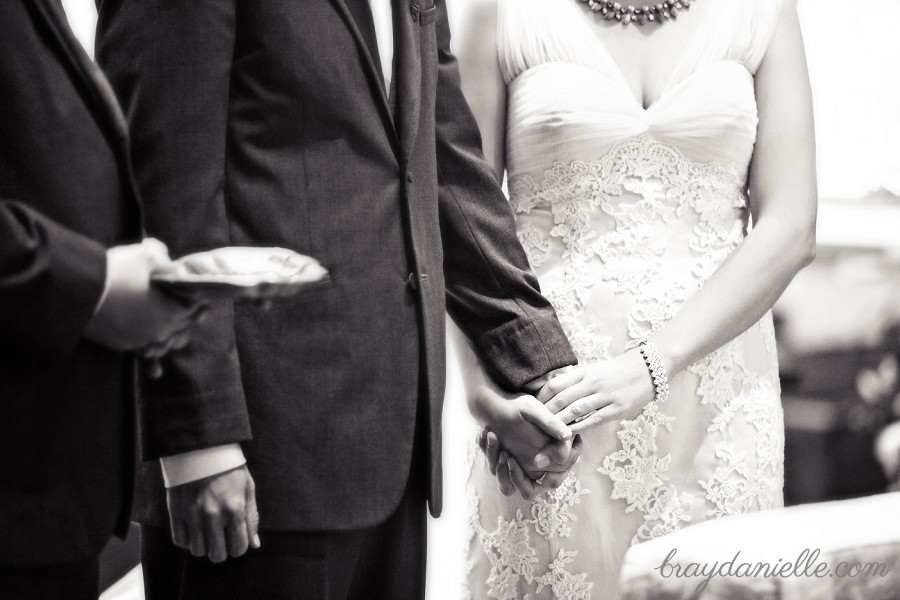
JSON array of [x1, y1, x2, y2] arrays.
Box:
[[0, 0, 140, 584]]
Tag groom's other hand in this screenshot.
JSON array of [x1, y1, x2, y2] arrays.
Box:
[[166, 465, 261, 563]]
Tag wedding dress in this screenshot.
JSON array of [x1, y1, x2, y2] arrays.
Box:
[[463, 1, 786, 598]]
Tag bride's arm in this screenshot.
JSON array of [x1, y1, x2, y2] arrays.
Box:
[[454, 0, 507, 182], [542, 1, 818, 430]]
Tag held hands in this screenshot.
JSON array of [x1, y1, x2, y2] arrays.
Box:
[[478, 427, 583, 500], [167, 465, 261, 563], [470, 385, 582, 500], [84, 238, 206, 363], [476, 351, 657, 499]]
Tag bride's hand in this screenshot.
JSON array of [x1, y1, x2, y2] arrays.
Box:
[[538, 350, 656, 434], [470, 385, 574, 473]]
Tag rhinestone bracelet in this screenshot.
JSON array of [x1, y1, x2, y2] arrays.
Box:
[[638, 340, 669, 403]]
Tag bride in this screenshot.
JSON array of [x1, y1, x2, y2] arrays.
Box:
[[450, 0, 817, 597]]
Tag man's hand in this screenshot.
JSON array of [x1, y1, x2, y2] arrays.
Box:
[[84, 238, 203, 354], [470, 384, 571, 466], [478, 428, 583, 500], [470, 385, 583, 499], [166, 465, 261, 563]]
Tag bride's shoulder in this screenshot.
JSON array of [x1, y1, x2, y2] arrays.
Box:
[[708, 0, 786, 75], [746, 0, 789, 70]]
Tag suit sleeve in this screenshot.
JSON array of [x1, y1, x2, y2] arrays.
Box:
[[96, 0, 251, 458], [0, 201, 107, 365], [0, 5, 108, 366], [433, 0, 577, 390]]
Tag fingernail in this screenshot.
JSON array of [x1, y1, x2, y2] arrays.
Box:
[[252, 534, 261, 548], [507, 458, 516, 472], [559, 427, 572, 440], [534, 454, 550, 469]]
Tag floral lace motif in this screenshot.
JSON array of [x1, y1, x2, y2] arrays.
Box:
[[468, 136, 783, 597], [510, 135, 776, 543], [469, 473, 593, 600], [511, 135, 747, 351]]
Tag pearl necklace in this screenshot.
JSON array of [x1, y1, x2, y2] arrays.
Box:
[[578, 0, 694, 26]]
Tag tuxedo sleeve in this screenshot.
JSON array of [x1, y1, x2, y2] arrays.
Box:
[[0, 200, 107, 365], [432, 0, 577, 390], [96, 0, 251, 458]]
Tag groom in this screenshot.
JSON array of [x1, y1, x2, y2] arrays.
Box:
[[97, 0, 577, 597]]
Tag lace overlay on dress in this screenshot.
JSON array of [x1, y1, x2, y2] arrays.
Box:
[[510, 135, 747, 353], [468, 470, 594, 600], [465, 1, 786, 598], [467, 136, 783, 600]]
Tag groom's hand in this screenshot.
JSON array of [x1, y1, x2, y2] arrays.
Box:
[[167, 465, 261, 563], [471, 384, 583, 499], [479, 428, 583, 500], [500, 436, 583, 500], [470, 385, 571, 462]]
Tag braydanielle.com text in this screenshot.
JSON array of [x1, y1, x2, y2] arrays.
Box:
[[655, 548, 891, 593]]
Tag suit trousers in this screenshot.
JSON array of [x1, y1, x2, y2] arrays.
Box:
[[0, 556, 99, 600]]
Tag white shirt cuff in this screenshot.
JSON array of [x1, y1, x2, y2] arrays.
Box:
[[159, 444, 247, 488]]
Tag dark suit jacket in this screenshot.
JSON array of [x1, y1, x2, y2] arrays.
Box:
[[96, 0, 576, 531], [0, 0, 141, 567]]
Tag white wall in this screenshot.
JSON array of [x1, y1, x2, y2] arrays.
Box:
[[799, 0, 900, 199]]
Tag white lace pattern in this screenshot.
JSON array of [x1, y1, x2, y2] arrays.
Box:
[[467, 138, 783, 599]]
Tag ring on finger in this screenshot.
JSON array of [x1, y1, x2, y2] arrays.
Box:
[[574, 409, 599, 424]]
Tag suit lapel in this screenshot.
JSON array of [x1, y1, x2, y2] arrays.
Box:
[[30, 0, 129, 150], [330, 0, 399, 154], [394, 0, 422, 166]]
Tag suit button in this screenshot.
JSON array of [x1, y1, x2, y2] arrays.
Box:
[[407, 171, 414, 183], [406, 272, 418, 291]]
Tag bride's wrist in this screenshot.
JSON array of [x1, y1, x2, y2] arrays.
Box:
[[645, 333, 685, 379], [637, 341, 670, 404]]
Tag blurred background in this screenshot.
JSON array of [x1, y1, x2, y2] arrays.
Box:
[[58, 0, 900, 597]]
